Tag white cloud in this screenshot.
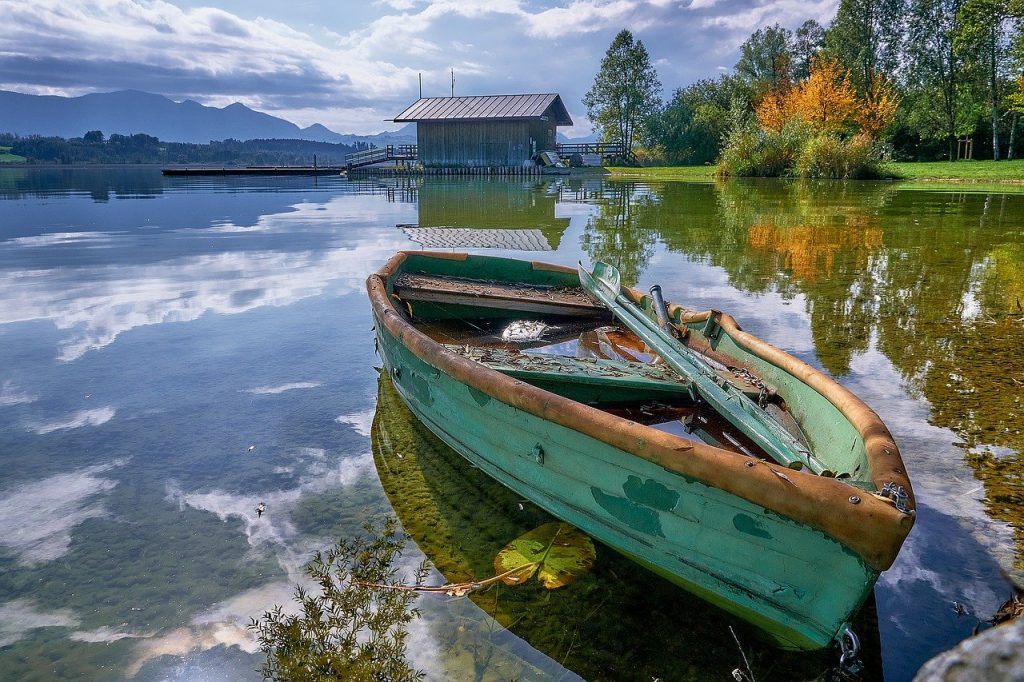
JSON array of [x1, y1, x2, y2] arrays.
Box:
[[0, 0, 417, 133], [69, 625, 151, 643], [244, 381, 322, 395], [700, 0, 837, 33], [0, 196, 411, 361], [524, 0, 654, 39], [140, 444, 375, 671], [376, 0, 423, 9], [335, 408, 376, 437], [0, 599, 80, 647], [845, 339, 1023, 583], [6, 231, 119, 247], [0, 380, 37, 406], [126, 621, 259, 677], [0, 459, 128, 565], [164, 448, 373, 551], [28, 406, 115, 434], [0, 0, 845, 133]]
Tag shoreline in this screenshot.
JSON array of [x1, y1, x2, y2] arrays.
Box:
[[605, 159, 1024, 189], [4, 161, 1023, 189]]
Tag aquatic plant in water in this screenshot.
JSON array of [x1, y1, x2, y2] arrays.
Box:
[[494, 522, 596, 589], [249, 517, 426, 681]]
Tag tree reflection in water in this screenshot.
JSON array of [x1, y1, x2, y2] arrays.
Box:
[[584, 177, 1024, 571]]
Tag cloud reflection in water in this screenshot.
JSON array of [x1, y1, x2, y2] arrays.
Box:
[[0, 458, 129, 566], [0, 194, 413, 363]]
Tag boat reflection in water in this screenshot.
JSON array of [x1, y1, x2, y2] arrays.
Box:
[[370, 372, 882, 680]]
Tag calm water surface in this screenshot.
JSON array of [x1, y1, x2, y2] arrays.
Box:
[[0, 167, 1021, 681]]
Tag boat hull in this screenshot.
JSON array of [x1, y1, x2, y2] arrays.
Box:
[[368, 251, 913, 651], [374, 320, 876, 650]]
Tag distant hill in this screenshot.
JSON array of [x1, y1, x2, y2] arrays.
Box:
[[558, 131, 599, 144], [0, 89, 416, 145]]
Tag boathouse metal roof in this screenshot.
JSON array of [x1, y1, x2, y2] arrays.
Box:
[[393, 94, 572, 125]]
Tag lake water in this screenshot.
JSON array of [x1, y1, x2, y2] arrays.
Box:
[[1, 167, 1021, 681]]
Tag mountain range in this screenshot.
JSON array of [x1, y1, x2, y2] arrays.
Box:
[[0, 89, 597, 146], [0, 89, 416, 146]]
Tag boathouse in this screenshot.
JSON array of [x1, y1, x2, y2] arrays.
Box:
[[393, 94, 573, 168]]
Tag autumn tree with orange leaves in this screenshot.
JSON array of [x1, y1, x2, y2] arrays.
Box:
[[725, 56, 898, 178], [755, 57, 898, 138], [857, 74, 901, 138]]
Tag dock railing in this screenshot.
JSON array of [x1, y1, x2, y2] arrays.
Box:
[[554, 142, 627, 158], [346, 144, 418, 169]]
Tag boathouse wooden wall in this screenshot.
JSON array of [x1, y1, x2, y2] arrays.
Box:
[[417, 119, 557, 167]]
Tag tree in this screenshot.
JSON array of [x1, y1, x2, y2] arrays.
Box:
[[857, 73, 902, 137], [83, 130, 104, 143], [906, 0, 971, 160], [583, 30, 662, 157], [735, 24, 794, 92], [956, 0, 1014, 158], [250, 518, 425, 682], [792, 57, 860, 135], [825, 0, 907, 92], [652, 76, 749, 163], [755, 85, 798, 133], [793, 20, 826, 80]]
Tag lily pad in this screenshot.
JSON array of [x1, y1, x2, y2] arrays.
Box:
[[493, 522, 596, 589]]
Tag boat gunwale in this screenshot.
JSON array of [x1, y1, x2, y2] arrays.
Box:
[[623, 287, 915, 514], [367, 251, 915, 571]]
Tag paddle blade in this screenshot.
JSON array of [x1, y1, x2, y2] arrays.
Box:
[[591, 261, 622, 296]]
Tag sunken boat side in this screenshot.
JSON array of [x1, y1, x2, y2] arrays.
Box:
[[367, 251, 915, 650]]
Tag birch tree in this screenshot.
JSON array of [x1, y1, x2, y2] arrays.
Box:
[[955, 0, 1013, 158], [906, 0, 970, 160]]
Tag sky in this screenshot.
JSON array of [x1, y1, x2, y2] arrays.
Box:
[[0, 0, 839, 136]]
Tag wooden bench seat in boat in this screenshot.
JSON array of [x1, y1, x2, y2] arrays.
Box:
[[395, 273, 604, 317]]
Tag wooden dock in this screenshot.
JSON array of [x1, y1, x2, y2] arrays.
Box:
[[161, 166, 345, 176], [348, 164, 550, 177], [346, 145, 418, 170]]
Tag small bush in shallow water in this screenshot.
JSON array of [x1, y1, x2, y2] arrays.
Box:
[[250, 517, 426, 682]]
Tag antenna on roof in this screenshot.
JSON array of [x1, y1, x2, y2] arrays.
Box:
[[419, 73, 422, 99], [451, 68, 455, 98]]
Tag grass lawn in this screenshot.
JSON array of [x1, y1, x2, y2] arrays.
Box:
[[605, 159, 1024, 186], [0, 146, 26, 163], [884, 159, 1024, 183], [604, 165, 716, 181]]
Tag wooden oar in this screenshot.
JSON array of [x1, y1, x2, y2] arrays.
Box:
[[579, 261, 822, 474]]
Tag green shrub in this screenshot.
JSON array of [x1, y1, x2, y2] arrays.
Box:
[[717, 122, 807, 177], [632, 145, 667, 166], [796, 135, 845, 178], [797, 134, 886, 179], [843, 135, 887, 179], [718, 125, 890, 180]]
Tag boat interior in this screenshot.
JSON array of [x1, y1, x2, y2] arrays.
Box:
[[394, 271, 807, 462]]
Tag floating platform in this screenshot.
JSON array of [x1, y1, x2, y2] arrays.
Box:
[[161, 166, 345, 176]]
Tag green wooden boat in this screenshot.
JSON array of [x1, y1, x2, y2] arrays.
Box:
[[367, 251, 915, 653], [370, 370, 885, 679]]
